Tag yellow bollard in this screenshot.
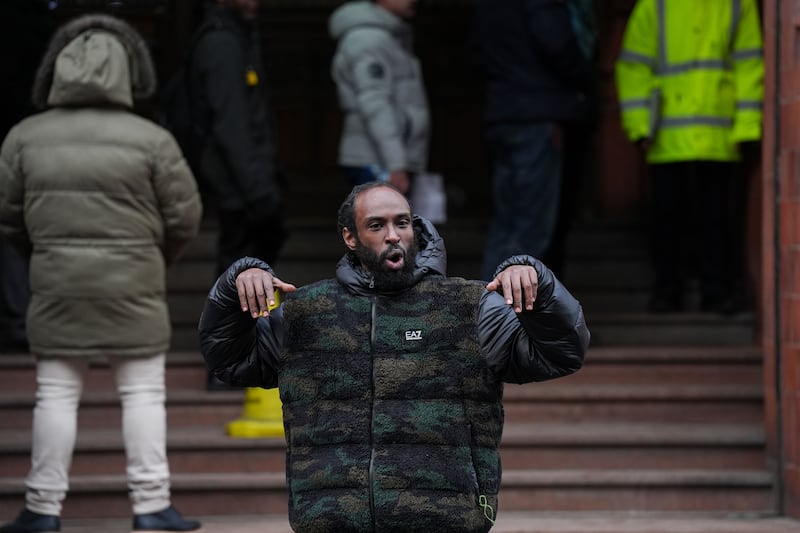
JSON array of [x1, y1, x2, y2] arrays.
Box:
[[226, 290, 285, 438], [226, 386, 285, 438]]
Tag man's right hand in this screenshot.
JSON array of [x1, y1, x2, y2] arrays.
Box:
[[235, 268, 296, 318]]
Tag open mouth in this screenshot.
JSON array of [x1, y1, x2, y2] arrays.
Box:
[[383, 248, 406, 270]]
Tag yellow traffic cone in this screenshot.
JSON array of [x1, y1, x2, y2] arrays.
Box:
[[226, 290, 285, 438]]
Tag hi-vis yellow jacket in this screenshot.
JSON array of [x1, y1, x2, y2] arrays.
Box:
[[615, 0, 764, 163]]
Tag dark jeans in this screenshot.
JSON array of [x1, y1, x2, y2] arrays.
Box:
[[481, 122, 563, 280], [650, 161, 742, 304]]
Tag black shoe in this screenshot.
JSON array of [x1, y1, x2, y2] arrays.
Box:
[[0, 509, 60, 533], [132, 505, 201, 532], [206, 372, 242, 392]]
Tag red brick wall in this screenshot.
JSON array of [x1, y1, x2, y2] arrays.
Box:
[[763, 0, 800, 517]]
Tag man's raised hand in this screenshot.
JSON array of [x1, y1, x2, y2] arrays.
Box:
[[486, 265, 538, 313], [235, 268, 296, 318]]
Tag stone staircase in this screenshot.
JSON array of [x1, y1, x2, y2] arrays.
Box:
[[0, 213, 777, 526]]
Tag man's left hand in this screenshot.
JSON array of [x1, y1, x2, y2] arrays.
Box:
[[486, 265, 538, 313]]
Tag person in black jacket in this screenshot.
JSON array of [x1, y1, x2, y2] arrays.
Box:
[[189, 0, 286, 277], [474, 0, 596, 281], [188, 0, 287, 389], [198, 181, 589, 532]]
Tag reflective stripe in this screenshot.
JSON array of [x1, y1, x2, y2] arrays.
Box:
[[729, 0, 741, 51], [736, 100, 762, 110], [619, 98, 764, 111], [656, 0, 666, 70], [661, 116, 734, 128], [655, 0, 746, 75], [619, 49, 656, 68], [661, 60, 730, 75], [732, 48, 763, 61], [620, 98, 650, 110]]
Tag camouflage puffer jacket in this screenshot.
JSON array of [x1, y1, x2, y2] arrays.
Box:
[[199, 217, 588, 532]]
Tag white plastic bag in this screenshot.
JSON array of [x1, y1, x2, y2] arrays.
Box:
[[411, 172, 447, 224]]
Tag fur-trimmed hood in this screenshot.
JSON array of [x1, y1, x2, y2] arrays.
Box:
[[31, 13, 156, 109]]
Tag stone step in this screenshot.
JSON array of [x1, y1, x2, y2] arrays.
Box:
[[585, 312, 755, 346], [35, 512, 800, 533], [0, 344, 761, 372], [0, 353, 210, 393], [581, 344, 762, 363], [0, 337, 767, 519], [166, 310, 757, 351], [562, 256, 651, 289], [0, 345, 763, 399], [0, 379, 763, 431], [0, 422, 766, 476], [170, 312, 756, 351], [0, 356, 762, 393], [0, 346, 763, 428], [0, 345, 762, 381], [0, 468, 774, 518], [166, 269, 740, 318], [0, 389, 244, 430]]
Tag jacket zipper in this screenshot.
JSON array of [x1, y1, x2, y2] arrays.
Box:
[[368, 292, 377, 532]]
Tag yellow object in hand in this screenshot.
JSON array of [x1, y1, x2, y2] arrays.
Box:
[[257, 290, 280, 317]]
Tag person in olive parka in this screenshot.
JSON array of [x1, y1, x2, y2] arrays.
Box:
[[0, 13, 202, 533]]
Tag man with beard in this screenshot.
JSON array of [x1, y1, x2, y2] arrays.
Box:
[[198, 181, 589, 532]]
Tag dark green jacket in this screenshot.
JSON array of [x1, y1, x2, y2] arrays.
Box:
[[199, 217, 588, 532]]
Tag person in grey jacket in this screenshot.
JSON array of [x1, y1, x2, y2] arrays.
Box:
[[0, 14, 202, 533], [198, 181, 588, 532], [329, 0, 430, 194]]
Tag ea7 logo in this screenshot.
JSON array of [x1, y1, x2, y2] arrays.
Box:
[[405, 330, 422, 341]]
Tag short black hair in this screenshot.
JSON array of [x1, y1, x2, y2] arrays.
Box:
[[337, 181, 404, 237]]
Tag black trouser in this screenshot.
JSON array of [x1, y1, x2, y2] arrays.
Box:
[[0, 241, 29, 349], [650, 161, 743, 304], [215, 208, 287, 277]]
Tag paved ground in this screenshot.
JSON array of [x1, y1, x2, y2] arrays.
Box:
[[50, 512, 800, 533]]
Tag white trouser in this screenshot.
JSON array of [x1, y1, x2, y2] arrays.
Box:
[[25, 354, 171, 516]]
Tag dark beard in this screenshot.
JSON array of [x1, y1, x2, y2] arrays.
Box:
[[355, 239, 418, 291]]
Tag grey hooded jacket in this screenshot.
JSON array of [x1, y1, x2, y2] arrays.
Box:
[[0, 14, 202, 357], [329, 1, 431, 173]]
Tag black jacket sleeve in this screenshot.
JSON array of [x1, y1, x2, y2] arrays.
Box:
[[478, 254, 589, 383], [198, 256, 284, 388]]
